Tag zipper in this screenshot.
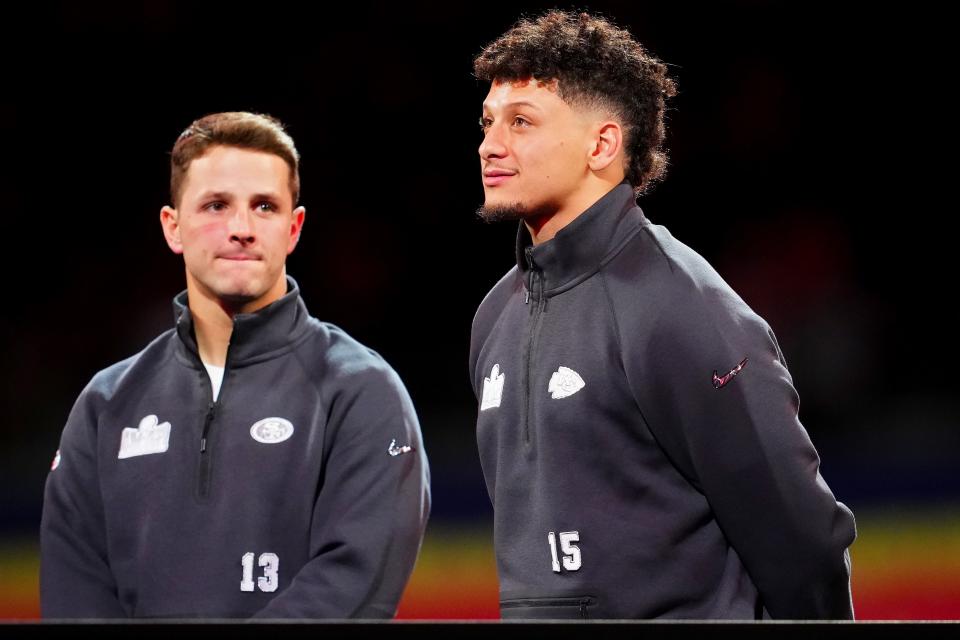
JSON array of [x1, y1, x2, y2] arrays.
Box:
[[196, 330, 235, 500], [522, 247, 544, 446], [500, 596, 596, 618], [197, 402, 216, 498], [199, 403, 214, 453]]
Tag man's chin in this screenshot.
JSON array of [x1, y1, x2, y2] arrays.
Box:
[[217, 290, 258, 304], [477, 200, 528, 223], [209, 274, 290, 313], [206, 279, 265, 307], [477, 198, 558, 224]]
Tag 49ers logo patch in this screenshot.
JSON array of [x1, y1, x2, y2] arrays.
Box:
[[250, 417, 294, 444]]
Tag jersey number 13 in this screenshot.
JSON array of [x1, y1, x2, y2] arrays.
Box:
[[241, 552, 279, 592]]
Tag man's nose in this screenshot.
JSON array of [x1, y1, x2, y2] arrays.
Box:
[[479, 123, 507, 160], [228, 209, 256, 244]]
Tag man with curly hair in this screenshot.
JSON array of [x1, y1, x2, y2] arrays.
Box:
[[469, 11, 855, 620]]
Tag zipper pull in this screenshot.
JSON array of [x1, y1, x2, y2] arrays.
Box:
[[524, 247, 543, 310], [200, 403, 215, 453]]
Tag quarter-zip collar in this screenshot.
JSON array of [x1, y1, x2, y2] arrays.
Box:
[[515, 182, 646, 302], [172, 275, 312, 368]]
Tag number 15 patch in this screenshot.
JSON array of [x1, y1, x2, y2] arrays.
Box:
[[548, 531, 581, 572]]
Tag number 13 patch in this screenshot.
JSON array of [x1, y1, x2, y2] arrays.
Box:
[[241, 552, 279, 592]]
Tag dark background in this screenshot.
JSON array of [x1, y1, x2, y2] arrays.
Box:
[[1, 0, 955, 565]]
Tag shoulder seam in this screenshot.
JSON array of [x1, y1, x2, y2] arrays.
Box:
[[641, 225, 676, 274]]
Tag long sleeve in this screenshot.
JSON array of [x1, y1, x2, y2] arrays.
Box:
[[252, 361, 430, 619], [622, 283, 856, 619], [40, 383, 127, 618]]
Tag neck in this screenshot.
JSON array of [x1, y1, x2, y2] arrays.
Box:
[[183, 272, 290, 366], [524, 178, 622, 245], [188, 289, 236, 367]]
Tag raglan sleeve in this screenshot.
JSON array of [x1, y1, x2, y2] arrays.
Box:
[[252, 357, 430, 619], [622, 283, 857, 619], [40, 381, 127, 618]]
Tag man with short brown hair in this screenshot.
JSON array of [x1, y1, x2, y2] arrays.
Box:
[[41, 111, 430, 619]]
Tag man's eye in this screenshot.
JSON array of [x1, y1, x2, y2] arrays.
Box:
[[512, 116, 530, 127], [204, 201, 226, 212], [257, 202, 277, 213], [479, 117, 493, 131]]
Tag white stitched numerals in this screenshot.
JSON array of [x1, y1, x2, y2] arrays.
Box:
[[547, 531, 581, 573], [560, 532, 581, 571], [240, 552, 256, 591], [258, 552, 279, 592], [547, 532, 561, 572], [241, 552, 279, 592]]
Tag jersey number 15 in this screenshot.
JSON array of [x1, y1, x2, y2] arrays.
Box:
[[548, 531, 581, 572]]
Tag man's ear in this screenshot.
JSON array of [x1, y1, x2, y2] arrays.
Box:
[[160, 206, 183, 255], [287, 206, 306, 254], [587, 120, 624, 173]]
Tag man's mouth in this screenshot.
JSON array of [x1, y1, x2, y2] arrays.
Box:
[[483, 168, 516, 187]]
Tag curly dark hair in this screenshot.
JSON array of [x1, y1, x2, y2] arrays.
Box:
[[474, 11, 677, 194]]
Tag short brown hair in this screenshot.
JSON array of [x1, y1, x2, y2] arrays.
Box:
[[474, 11, 677, 194], [170, 111, 300, 206]]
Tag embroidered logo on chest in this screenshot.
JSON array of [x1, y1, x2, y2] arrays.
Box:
[[480, 363, 505, 411], [250, 417, 295, 444], [548, 366, 585, 399], [118, 414, 172, 459]]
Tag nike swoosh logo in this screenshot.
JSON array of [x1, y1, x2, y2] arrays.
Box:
[[713, 357, 748, 389], [388, 439, 413, 457]]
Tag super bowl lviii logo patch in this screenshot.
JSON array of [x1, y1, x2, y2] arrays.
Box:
[[118, 415, 172, 459], [481, 364, 505, 411]]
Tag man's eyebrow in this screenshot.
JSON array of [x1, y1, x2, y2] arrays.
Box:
[[249, 192, 282, 201], [196, 190, 233, 201], [482, 100, 544, 113], [194, 191, 283, 201]]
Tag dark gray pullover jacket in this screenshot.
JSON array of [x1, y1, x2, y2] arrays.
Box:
[[41, 277, 430, 618], [470, 183, 855, 619]]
